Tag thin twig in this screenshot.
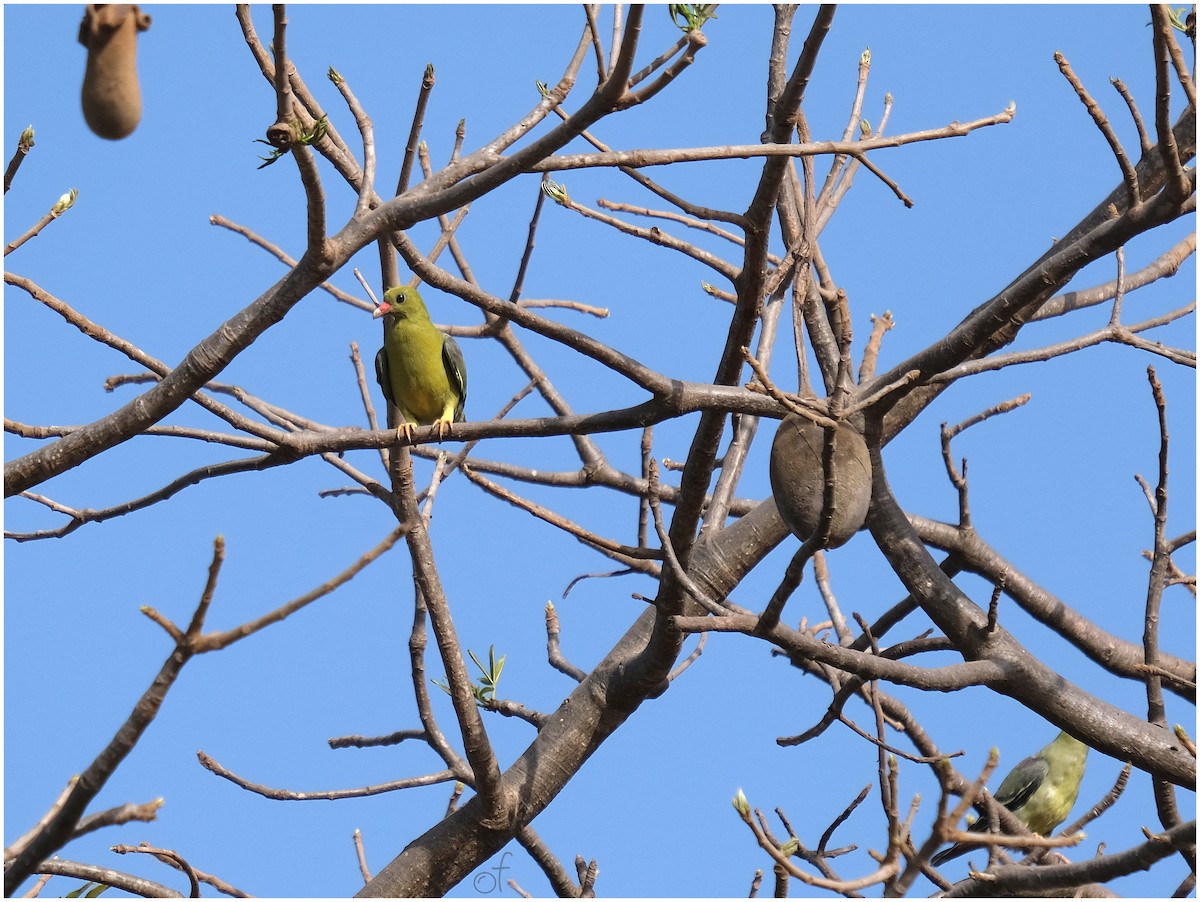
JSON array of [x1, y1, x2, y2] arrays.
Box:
[[1111, 77, 1152, 155], [195, 526, 408, 651], [461, 464, 661, 563], [4, 124, 34, 194], [545, 601, 586, 682], [1056, 51, 1140, 203], [398, 64, 436, 195], [210, 214, 368, 309], [197, 750, 456, 800], [4, 190, 78, 256], [353, 828, 372, 884], [329, 67, 377, 218], [528, 106, 1017, 174], [647, 459, 728, 616], [110, 844, 200, 898]]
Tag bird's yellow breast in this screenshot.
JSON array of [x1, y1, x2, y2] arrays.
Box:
[[384, 320, 458, 424], [1013, 768, 1082, 836]]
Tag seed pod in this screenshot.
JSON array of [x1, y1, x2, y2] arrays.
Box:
[[769, 414, 872, 548], [78, 5, 151, 140]]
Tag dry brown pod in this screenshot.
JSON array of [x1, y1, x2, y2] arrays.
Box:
[[769, 414, 872, 549], [79, 4, 152, 140]]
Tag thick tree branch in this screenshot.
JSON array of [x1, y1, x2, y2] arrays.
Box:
[[911, 515, 1196, 700], [875, 104, 1195, 440], [864, 434, 1195, 789]]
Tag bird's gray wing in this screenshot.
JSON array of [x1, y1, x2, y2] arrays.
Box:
[[375, 346, 395, 407], [441, 333, 467, 421], [991, 753, 1049, 812]]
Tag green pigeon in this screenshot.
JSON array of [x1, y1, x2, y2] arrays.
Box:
[[932, 730, 1089, 866], [373, 285, 466, 443]]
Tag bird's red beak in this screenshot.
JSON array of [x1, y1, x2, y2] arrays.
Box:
[[372, 302, 391, 319]]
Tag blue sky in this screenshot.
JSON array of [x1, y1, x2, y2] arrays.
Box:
[[4, 4, 1196, 898]]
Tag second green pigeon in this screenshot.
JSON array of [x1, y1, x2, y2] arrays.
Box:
[[932, 729, 1088, 866]]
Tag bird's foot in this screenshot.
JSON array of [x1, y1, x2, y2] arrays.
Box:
[[433, 418, 454, 441], [395, 422, 417, 444]]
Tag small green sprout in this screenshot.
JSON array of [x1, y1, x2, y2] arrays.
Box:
[[255, 116, 330, 169], [732, 787, 751, 817], [541, 179, 570, 205], [669, 4, 718, 32], [65, 882, 109, 898], [1166, 6, 1192, 32], [433, 645, 507, 706], [51, 188, 79, 215]]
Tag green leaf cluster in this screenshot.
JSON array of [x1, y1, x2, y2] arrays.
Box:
[[255, 116, 330, 169], [668, 4, 718, 32], [433, 645, 507, 706]]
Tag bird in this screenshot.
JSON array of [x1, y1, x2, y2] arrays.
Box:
[[373, 285, 467, 443], [931, 729, 1089, 867]]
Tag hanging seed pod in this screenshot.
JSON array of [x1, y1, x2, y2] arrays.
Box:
[[769, 414, 872, 548], [79, 5, 152, 140]]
